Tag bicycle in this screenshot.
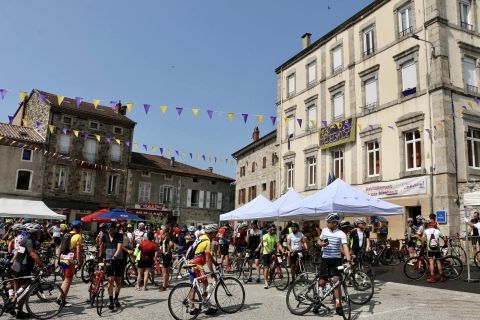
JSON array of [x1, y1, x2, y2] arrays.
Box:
[[290, 251, 310, 281], [403, 249, 463, 280], [167, 264, 245, 320], [0, 268, 65, 319], [267, 253, 290, 291], [344, 260, 374, 305], [286, 264, 351, 319], [443, 235, 467, 264], [231, 249, 252, 283], [170, 252, 188, 280], [87, 260, 106, 316]]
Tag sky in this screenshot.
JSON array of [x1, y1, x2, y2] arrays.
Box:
[[0, 0, 373, 178]]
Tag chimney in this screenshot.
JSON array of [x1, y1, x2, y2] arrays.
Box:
[[302, 33, 312, 49], [207, 167, 213, 173], [252, 126, 260, 141], [170, 157, 175, 167], [114, 101, 127, 115]]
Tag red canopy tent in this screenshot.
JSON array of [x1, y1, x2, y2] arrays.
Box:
[[81, 208, 110, 223]]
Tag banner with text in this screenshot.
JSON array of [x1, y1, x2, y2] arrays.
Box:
[[356, 176, 427, 199], [319, 117, 356, 149]]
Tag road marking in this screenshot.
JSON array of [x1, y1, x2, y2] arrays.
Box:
[[359, 306, 412, 318]]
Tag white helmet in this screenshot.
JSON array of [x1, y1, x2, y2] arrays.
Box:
[[187, 226, 196, 232], [326, 213, 340, 223], [11, 223, 25, 232], [138, 222, 145, 228], [25, 223, 42, 233], [204, 224, 219, 234]]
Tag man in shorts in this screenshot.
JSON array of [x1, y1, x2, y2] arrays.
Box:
[[287, 222, 307, 282], [100, 223, 124, 310], [260, 224, 284, 289], [159, 225, 174, 291], [246, 220, 262, 283], [60, 220, 83, 307], [405, 218, 418, 257], [217, 223, 232, 271], [423, 221, 446, 283]]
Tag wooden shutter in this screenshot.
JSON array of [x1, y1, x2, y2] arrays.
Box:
[[159, 185, 165, 203], [187, 189, 192, 207], [217, 192, 223, 210], [172, 187, 178, 205], [205, 191, 211, 208], [199, 190, 205, 208]]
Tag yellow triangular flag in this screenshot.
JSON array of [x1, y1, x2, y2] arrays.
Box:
[[22, 119, 29, 127], [95, 134, 101, 142], [160, 105, 168, 114], [0, 136, 3, 141], [19, 91, 28, 102], [151, 146, 157, 151], [92, 99, 100, 109], [357, 123, 362, 131], [34, 147, 38, 151], [133, 143, 139, 149], [310, 120, 317, 127], [192, 108, 200, 116], [81, 161, 85, 166], [181, 152, 187, 158], [73, 130, 79, 137], [126, 102, 134, 112], [115, 139, 121, 145], [196, 154, 201, 160], [284, 117, 290, 124], [256, 115, 264, 124], [10, 140, 16, 146], [227, 112, 235, 121], [48, 125, 55, 134], [57, 95, 64, 106], [468, 102, 473, 110], [44, 150, 48, 155]]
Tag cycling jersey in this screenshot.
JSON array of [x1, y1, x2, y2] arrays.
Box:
[[287, 232, 305, 252], [262, 233, 278, 255], [320, 228, 347, 259], [247, 228, 262, 250], [423, 228, 443, 252], [133, 229, 145, 244], [349, 229, 369, 253]]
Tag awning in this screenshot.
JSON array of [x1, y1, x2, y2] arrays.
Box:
[[0, 198, 66, 220]]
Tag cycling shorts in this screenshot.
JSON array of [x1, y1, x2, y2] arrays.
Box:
[[426, 251, 441, 259], [318, 258, 343, 281]]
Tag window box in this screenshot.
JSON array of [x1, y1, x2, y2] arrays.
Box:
[[402, 87, 417, 97]]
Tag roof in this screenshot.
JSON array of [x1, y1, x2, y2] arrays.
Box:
[[231, 130, 277, 159], [130, 152, 235, 183], [33, 90, 136, 127], [0, 123, 45, 144], [275, 0, 388, 73]]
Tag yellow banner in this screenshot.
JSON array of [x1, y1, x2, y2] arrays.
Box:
[[57, 95, 65, 106], [19, 91, 28, 102], [256, 115, 264, 124], [95, 134, 101, 142], [92, 99, 100, 109], [126, 102, 134, 112], [73, 130, 79, 137], [22, 119, 29, 127], [160, 105, 168, 114], [192, 108, 200, 116], [227, 112, 235, 121], [48, 125, 55, 134]]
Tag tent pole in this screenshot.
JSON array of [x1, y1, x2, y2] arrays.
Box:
[[464, 205, 478, 283]]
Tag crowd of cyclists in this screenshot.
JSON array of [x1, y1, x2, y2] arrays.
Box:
[[0, 210, 477, 319]]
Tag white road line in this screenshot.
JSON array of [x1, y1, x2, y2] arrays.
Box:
[[358, 306, 413, 318]]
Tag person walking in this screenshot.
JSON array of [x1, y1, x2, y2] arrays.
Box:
[[422, 221, 446, 283], [100, 223, 124, 310], [136, 231, 157, 290], [159, 225, 174, 291]]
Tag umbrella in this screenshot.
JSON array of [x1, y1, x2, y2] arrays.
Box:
[[81, 208, 110, 222], [96, 208, 144, 222]]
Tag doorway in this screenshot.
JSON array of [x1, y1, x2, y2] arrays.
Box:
[[406, 206, 421, 220]]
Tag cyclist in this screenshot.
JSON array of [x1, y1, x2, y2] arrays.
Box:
[[234, 222, 248, 254], [287, 222, 307, 282], [349, 218, 370, 258], [159, 224, 174, 292], [468, 212, 480, 257], [187, 224, 218, 316], [260, 224, 284, 289], [48, 221, 62, 255], [415, 215, 425, 245], [339, 221, 352, 237], [134, 222, 146, 245], [100, 223, 124, 310], [246, 220, 262, 283], [136, 231, 157, 291], [218, 223, 233, 271], [422, 221, 446, 283], [317, 213, 352, 316], [405, 218, 418, 257]]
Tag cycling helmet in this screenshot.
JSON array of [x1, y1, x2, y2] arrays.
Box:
[[71, 220, 82, 229], [11, 223, 25, 232], [241, 222, 248, 227], [138, 222, 145, 228], [339, 220, 351, 229], [407, 218, 414, 223], [355, 218, 366, 225], [326, 213, 340, 223], [415, 215, 423, 221], [25, 223, 42, 233], [204, 224, 219, 234], [268, 224, 276, 230], [187, 226, 196, 232], [291, 223, 299, 229]]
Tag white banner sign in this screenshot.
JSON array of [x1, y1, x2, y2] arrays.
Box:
[[356, 176, 427, 199]]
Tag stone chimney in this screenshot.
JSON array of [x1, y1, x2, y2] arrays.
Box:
[[302, 33, 312, 49], [114, 102, 127, 115], [252, 126, 260, 141], [170, 157, 175, 167], [207, 167, 213, 173]]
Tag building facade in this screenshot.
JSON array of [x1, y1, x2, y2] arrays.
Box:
[[269, 0, 480, 238], [232, 128, 279, 207], [127, 152, 234, 225]]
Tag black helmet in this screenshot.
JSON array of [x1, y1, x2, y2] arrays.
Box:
[[291, 223, 299, 229], [339, 220, 351, 229]]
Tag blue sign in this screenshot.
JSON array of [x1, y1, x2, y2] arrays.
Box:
[[436, 210, 447, 224]]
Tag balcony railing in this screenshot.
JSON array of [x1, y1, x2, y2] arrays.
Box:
[[399, 26, 413, 38], [466, 84, 479, 94], [461, 21, 474, 31], [363, 47, 375, 57], [333, 65, 343, 74], [363, 102, 377, 112]]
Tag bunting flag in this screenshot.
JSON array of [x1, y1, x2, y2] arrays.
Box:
[[159, 147, 163, 155], [35, 121, 42, 129], [75, 97, 83, 108], [106, 137, 111, 144], [388, 125, 395, 130], [48, 125, 55, 134], [143, 104, 150, 114], [181, 152, 187, 158], [95, 134, 101, 142], [57, 95, 64, 106], [143, 144, 148, 151], [270, 116, 276, 126], [368, 124, 374, 130], [207, 110, 214, 119], [189, 152, 193, 159], [425, 128, 432, 136], [62, 128, 67, 135], [202, 155, 206, 161], [475, 96, 480, 105], [151, 145, 157, 152], [321, 120, 328, 127], [19, 91, 28, 102], [125, 140, 130, 147], [227, 112, 235, 121], [160, 105, 168, 114], [176, 107, 183, 116], [37, 92, 46, 102], [297, 118, 303, 127], [256, 115, 263, 124], [126, 102, 134, 112], [0, 89, 7, 100], [175, 150, 180, 156], [284, 117, 290, 125], [109, 101, 117, 110], [92, 99, 100, 109], [115, 139, 121, 145], [73, 130, 79, 137], [241, 114, 248, 123], [192, 108, 200, 116], [310, 120, 317, 127], [22, 119, 29, 127], [84, 132, 89, 140], [433, 125, 437, 131], [214, 156, 217, 163], [133, 143, 139, 149]]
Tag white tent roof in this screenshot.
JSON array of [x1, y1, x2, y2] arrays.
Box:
[[219, 195, 271, 221], [242, 188, 304, 221], [280, 179, 403, 219], [464, 191, 480, 206], [0, 198, 66, 220]]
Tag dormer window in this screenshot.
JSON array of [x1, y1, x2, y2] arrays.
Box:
[[89, 121, 100, 130]]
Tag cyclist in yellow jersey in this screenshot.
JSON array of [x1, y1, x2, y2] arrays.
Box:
[[259, 224, 284, 289]]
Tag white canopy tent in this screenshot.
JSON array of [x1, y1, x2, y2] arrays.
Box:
[[0, 198, 66, 220], [241, 188, 304, 221], [280, 179, 404, 219], [219, 195, 271, 221], [463, 190, 480, 282]]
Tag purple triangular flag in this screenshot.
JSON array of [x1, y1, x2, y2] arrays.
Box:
[[207, 110, 214, 119], [35, 121, 42, 129], [38, 92, 46, 102], [125, 140, 130, 147], [225, 158, 228, 164], [75, 97, 83, 108], [270, 116, 276, 126], [176, 107, 183, 116], [175, 150, 180, 156], [106, 137, 111, 144], [143, 104, 150, 114], [109, 101, 117, 110], [61, 127, 67, 135], [388, 125, 395, 130], [84, 132, 89, 140], [0, 89, 7, 100], [242, 114, 248, 123], [143, 144, 148, 151], [462, 105, 467, 110], [433, 125, 437, 131], [159, 147, 163, 155], [297, 118, 303, 127], [8, 116, 13, 125], [202, 155, 206, 161], [368, 124, 374, 130], [425, 128, 431, 135], [474, 97, 480, 105], [321, 120, 328, 127], [214, 157, 217, 163], [189, 152, 193, 159]]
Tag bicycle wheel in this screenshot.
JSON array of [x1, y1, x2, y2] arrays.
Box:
[[449, 245, 467, 265], [25, 282, 64, 320], [168, 282, 202, 320], [215, 277, 245, 314], [403, 256, 427, 280], [242, 260, 252, 284], [474, 251, 480, 270], [95, 289, 104, 316], [0, 290, 8, 317], [442, 255, 463, 280], [286, 278, 315, 315], [381, 248, 397, 265], [271, 264, 290, 291], [124, 263, 137, 286], [81, 259, 95, 284], [340, 282, 352, 320], [88, 282, 96, 307], [347, 270, 374, 305]]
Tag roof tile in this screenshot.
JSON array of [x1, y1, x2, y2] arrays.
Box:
[[0, 123, 44, 144]]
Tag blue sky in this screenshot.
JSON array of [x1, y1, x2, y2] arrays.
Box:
[[0, 0, 372, 178]]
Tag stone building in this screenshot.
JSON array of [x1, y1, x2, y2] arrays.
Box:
[[127, 152, 234, 226], [0, 123, 45, 199], [11, 90, 136, 221], [232, 128, 279, 207]]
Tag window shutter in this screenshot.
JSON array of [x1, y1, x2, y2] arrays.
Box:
[[138, 183, 143, 202], [187, 189, 192, 207], [308, 63, 316, 83], [59, 135, 70, 154], [288, 75, 295, 94], [145, 183, 151, 201], [217, 192, 223, 210], [172, 187, 178, 204], [308, 106, 317, 127], [333, 47, 342, 69], [205, 191, 211, 208], [334, 94, 344, 118], [159, 185, 165, 203], [464, 57, 476, 86], [199, 190, 204, 208], [365, 79, 377, 105], [402, 60, 416, 90]]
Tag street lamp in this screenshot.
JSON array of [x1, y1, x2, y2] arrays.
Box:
[[411, 34, 437, 58]]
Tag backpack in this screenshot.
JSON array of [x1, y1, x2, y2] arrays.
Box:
[[186, 238, 208, 260], [59, 233, 72, 255], [429, 233, 439, 250]]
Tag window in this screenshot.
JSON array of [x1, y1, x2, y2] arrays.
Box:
[[333, 150, 344, 179], [240, 166, 246, 177], [113, 126, 123, 135], [190, 190, 199, 207], [467, 128, 480, 168], [238, 188, 246, 204], [193, 178, 199, 183], [365, 78, 378, 109], [251, 162, 255, 173], [138, 182, 151, 202], [55, 167, 67, 190], [21, 149, 32, 161], [401, 60, 417, 96], [271, 153, 278, 166], [108, 175, 119, 194], [211, 180, 216, 185], [464, 57, 477, 93], [59, 135, 71, 154], [333, 93, 344, 119], [62, 116, 72, 125], [398, 4, 412, 37], [286, 162, 294, 188], [307, 104, 317, 129], [110, 144, 121, 162], [85, 139, 97, 162], [363, 27, 375, 56], [287, 115, 295, 137], [16, 170, 31, 190], [209, 192, 218, 208], [248, 186, 257, 201], [332, 46, 343, 72], [165, 174, 173, 180], [405, 130, 422, 170], [141, 171, 150, 177], [287, 74, 296, 97], [307, 61, 316, 86], [160, 185, 175, 203], [262, 157, 267, 169], [262, 183, 267, 191], [89, 121, 100, 130], [307, 157, 317, 186], [367, 141, 380, 177], [83, 171, 94, 193], [269, 180, 276, 200], [460, 0, 473, 30]]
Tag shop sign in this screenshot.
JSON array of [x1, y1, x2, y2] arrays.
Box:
[[356, 176, 427, 199], [436, 210, 447, 224], [319, 117, 356, 149], [135, 203, 165, 210]]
